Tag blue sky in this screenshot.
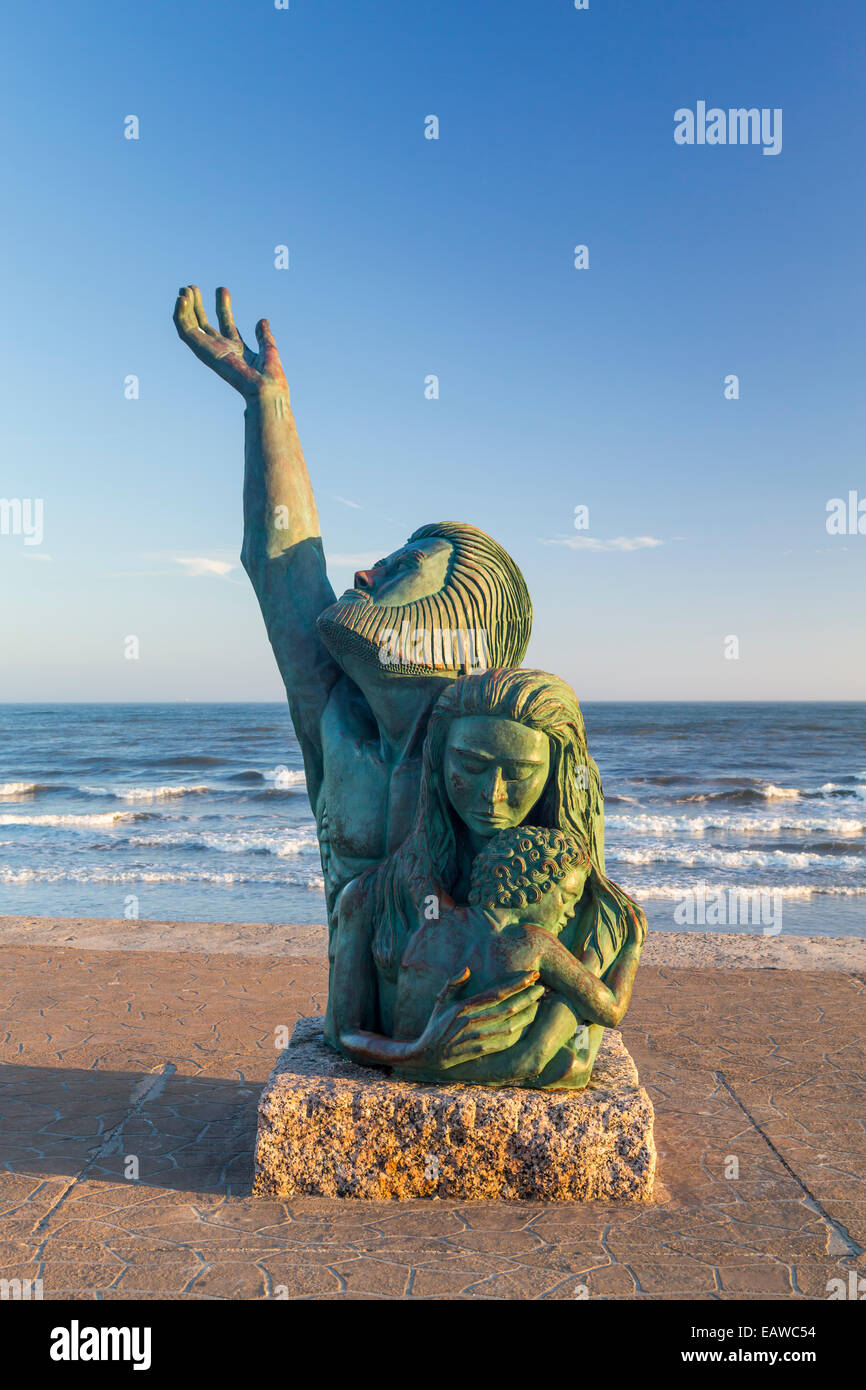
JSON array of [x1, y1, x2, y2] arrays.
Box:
[[0, 0, 863, 700]]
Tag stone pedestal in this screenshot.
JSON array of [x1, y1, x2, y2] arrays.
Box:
[[254, 1017, 656, 1201]]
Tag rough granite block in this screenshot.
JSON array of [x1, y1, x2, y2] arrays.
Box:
[[254, 1017, 656, 1201]]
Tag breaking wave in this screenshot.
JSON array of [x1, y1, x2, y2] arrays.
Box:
[[0, 864, 324, 889], [80, 784, 212, 802], [618, 880, 866, 900], [0, 811, 150, 828], [610, 844, 865, 871], [605, 811, 866, 837]]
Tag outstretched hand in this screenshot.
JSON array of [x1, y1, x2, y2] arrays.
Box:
[[172, 286, 287, 400], [413, 968, 545, 1070]]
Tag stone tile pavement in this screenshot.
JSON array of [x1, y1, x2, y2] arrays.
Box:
[[0, 937, 863, 1300]]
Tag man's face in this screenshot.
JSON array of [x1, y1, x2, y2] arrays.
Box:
[[344, 537, 453, 606], [317, 535, 465, 676]]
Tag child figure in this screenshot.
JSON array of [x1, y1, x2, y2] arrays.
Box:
[[390, 825, 644, 1088]]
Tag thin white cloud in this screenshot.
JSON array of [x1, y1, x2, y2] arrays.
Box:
[[334, 496, 362, 510], [21, 552, 53, 561], [539, 535, 664, 552], [174, 557, 236, 578], [327, 553, 374, 567]]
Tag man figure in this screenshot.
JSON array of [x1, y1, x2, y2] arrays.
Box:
[[172, 287, 533, 942]]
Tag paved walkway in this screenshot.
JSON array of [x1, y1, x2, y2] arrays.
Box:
[[0, 928, 863, 1299]]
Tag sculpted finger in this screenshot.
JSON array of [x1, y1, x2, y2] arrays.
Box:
[[450, 998, 540, 1038], [191, 285, 215, 335], [438, 1045, 488, 1068], [627, 904, 647, 945], [215, 287, 241, 340], [470, 1001, 539, 1036], [443, 1024, 526, 1063], [454, 1044, 488, 1062], [255, 317, 277, 352], [255, 318, 285, 373], [433, 965, 470, 1011], [464, 972, 540, 1010], [454, 979, 543, 1019], [446, 1003, 539, 1050], [173, 287, 200, 338]]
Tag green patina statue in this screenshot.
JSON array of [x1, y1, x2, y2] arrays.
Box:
[[172, 288, 536, 904], [326, 669, 646, 1088], [340, 824, 645, 1088], [174, 288, 643, 1089]]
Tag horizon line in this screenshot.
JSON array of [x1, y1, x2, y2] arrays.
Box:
[[1, 699, 863, 708]]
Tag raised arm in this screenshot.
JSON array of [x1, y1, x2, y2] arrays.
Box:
[[173, 286, 340, 805]]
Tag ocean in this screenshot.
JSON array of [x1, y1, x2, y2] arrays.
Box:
[[0, 702, 863, 937]]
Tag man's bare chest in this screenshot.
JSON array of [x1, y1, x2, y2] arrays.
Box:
[[320, 699, 422, 861]]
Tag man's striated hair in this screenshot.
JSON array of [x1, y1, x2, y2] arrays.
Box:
[[468, 825, 591, 911], [316, 520, 532, 676], [403, 522, 532, 671]]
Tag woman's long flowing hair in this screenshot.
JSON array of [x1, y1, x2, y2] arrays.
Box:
[[370, 668, 646, 980]]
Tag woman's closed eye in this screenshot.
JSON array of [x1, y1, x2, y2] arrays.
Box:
[[457, 754, 489, 775], [456, 753, 535, 782], [502, 764, 535, 783]]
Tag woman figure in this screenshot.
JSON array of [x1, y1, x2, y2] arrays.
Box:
[[325, 668, 646, 1088]]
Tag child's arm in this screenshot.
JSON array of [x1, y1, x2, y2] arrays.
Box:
[[530, 903, 647, 1028]]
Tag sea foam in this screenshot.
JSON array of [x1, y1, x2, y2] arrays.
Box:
[[0, 811, 142, 828]]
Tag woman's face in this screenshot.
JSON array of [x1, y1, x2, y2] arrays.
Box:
[[444, 716, 551, 838]]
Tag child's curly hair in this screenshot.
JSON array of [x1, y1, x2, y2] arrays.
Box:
[[468, 825, 591, 911]]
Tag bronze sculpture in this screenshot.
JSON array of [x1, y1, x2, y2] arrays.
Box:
[[174, 288, 645, 1089]]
